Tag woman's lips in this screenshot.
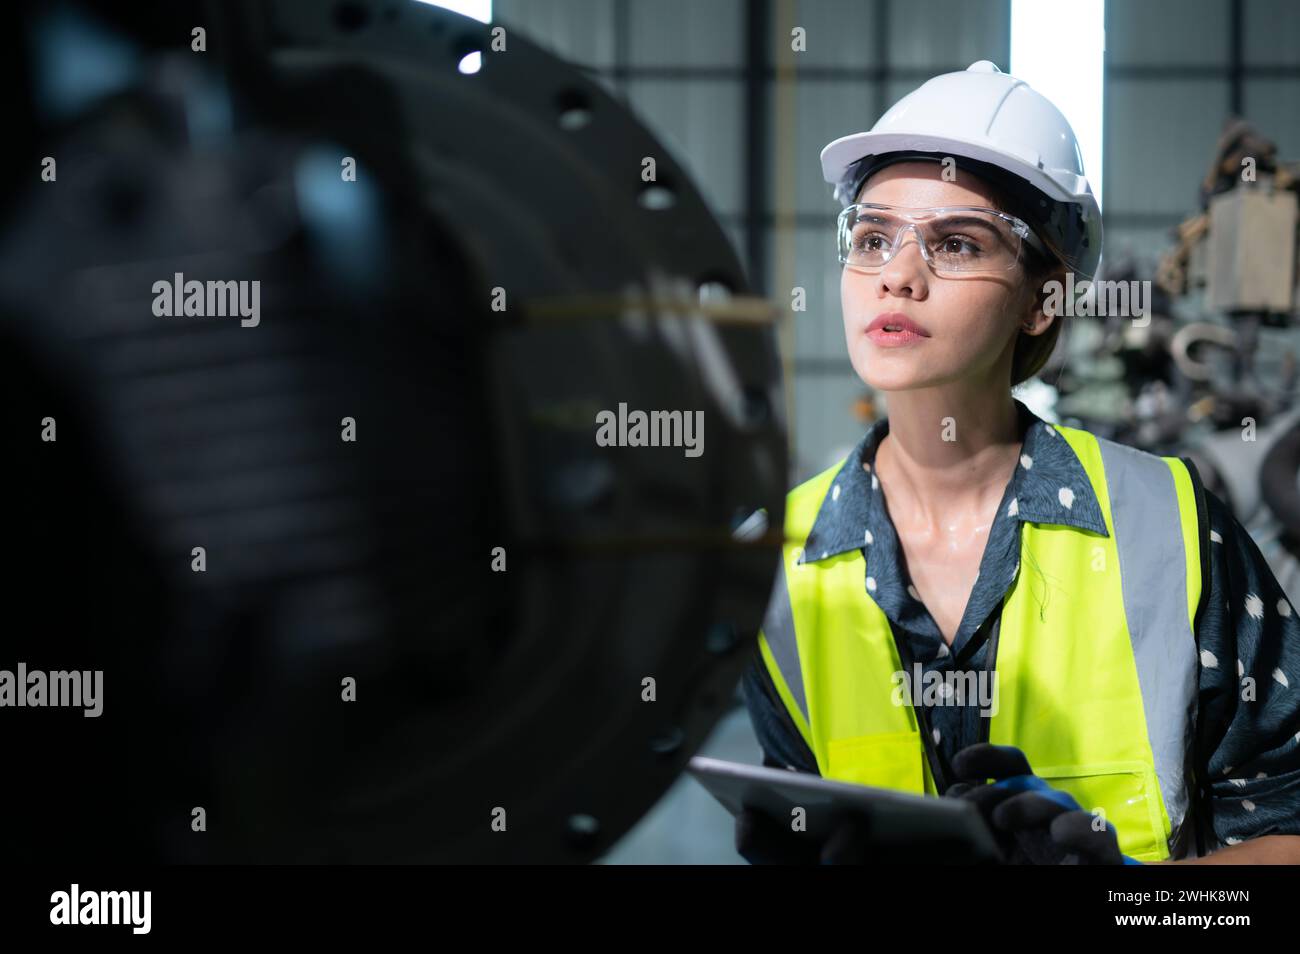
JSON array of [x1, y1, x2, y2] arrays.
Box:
[[865, 312, 930, 347], [866, 326, 927, 346]]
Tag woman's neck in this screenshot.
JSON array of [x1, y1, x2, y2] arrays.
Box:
[[873, 389, 1023, 533]]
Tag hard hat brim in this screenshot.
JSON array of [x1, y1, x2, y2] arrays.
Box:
[[821, 131, 1089, 208]]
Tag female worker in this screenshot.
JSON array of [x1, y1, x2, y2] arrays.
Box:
[[739, 61, 1300, 865]]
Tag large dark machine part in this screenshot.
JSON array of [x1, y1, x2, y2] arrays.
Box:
[[0, 1, 786, 862]]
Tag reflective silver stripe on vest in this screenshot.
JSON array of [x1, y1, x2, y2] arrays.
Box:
[[762, 558, 809, 727], [1096, 437, 1199, 850]]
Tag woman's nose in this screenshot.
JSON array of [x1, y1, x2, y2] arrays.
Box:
[[879, 227, 928, 296]]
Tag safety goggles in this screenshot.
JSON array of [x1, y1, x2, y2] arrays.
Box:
[[837, 203, 1047, 276]]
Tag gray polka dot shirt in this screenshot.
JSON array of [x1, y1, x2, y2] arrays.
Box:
[[742, 398, 1300, 849]]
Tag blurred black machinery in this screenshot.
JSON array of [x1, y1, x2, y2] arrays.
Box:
[[0, 0, 785, 862]]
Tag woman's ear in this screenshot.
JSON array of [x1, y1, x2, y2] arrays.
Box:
[[1022, 264, 1067, 336]]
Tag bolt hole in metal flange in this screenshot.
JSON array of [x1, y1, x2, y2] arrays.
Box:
[[649, 726, 684, 756], [556, 88, 593, 132], [453, 35, 484, 74], [638, 182, 677, 211], [566, 813, 601, 851], [697, 279, 732, 305]]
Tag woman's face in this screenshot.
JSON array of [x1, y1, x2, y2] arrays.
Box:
[[840, 161, 1043, 393]]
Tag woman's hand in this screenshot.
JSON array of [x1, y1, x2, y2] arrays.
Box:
[[945, 743, 1136, 865]]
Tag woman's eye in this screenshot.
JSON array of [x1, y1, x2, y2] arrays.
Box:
[[936, 234, 981, 255], [852, 229, 889, 250]]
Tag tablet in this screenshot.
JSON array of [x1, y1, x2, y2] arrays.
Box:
[[687, 755, 1003, 863]]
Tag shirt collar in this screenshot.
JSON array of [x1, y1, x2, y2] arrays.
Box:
[[798, 398, 1109, 565]]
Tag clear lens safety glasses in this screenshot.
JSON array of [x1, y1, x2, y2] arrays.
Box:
[[837, 203, 1043, 276]]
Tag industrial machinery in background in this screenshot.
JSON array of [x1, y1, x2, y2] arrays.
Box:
[[1042, 117, 1300, 594], [0, 0, 786, 862]]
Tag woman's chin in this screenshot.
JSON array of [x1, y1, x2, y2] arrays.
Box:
[[852, 358, 938, 392]]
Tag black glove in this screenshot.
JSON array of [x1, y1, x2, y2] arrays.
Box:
[[945, 743, 1125, 865]]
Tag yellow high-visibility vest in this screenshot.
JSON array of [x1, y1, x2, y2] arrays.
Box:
[[757, 423, 1206, 862]]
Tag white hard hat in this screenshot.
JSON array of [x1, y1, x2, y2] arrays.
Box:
[[820, 60, 1103, 279]]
